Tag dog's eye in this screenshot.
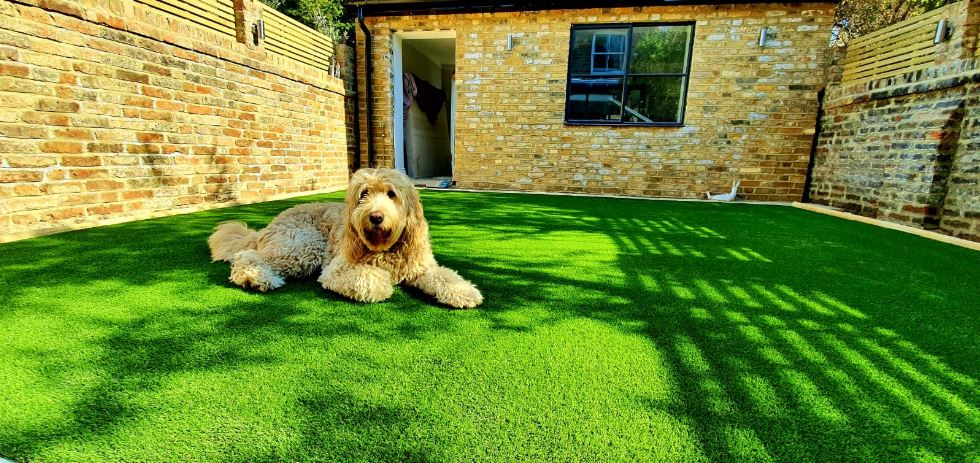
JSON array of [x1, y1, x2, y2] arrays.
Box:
[[359, 190, 368, 200], [387, 190, 396, 199]]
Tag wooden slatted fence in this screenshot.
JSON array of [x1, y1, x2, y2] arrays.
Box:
[[132, 0, 336, 74], [259, 4, 336, 73], [133, 0, 237, 38], [842, 3, 958, 83]]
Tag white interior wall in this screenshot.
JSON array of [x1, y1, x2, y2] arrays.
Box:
[[402, 40, 452, 178]]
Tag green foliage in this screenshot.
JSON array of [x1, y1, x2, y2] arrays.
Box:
[[259, 0, 352, 42], [834, 0, 955, 44], [629, 26, 689, 74]]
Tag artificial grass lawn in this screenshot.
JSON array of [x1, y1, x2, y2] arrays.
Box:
[[1, 191, 978, 463]]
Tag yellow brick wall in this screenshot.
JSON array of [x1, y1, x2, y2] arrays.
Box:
[[0, 0, 352, 242], [356, 3, 836, 201]]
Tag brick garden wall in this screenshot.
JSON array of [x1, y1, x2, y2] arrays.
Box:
[[357, 3, 836, 201], [0, 0, 353, 242], [809, 0, 980, 241]]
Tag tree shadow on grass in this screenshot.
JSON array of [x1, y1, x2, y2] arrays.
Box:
[[0, 191, 454, 462], [0, 192, 345, 301], [1, 190, 978, 462], [421, 191, 980, 461]]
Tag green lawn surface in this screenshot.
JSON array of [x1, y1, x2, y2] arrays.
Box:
[[1, 191, 978, 462]]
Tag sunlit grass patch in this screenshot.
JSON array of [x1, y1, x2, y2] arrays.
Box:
[[1, 190, 978, 462]]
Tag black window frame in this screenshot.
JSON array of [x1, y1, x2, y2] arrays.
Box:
[[564, 22, 696, 127]]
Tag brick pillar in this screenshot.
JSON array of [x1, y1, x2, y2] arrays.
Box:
[[824, 46, 846, 86], [233, 0, 262, 48]]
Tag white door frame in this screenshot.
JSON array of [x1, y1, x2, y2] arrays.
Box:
[[392, 30, 456, 176]]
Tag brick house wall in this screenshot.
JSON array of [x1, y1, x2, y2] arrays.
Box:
[[809, 0, 980, 241], [0, 0, 353, 242], [356, 3, 836, 201]]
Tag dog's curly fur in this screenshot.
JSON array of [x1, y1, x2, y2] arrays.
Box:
[[207, 168, 483, 309]]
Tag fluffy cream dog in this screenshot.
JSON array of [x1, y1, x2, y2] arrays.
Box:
[[208, 168, 483, 309]]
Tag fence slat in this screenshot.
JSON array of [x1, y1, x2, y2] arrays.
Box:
[[843, 36, 936, 76], [844, 26, 934, 64], [843, 50, 937, 80]]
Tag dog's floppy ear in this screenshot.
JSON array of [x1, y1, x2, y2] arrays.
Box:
[[345, 169, 370, 207], [341, 169, 370, 261], [396, 173, 428, 251]]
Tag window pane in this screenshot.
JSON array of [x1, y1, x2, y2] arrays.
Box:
[[605, 54, 624, 73], [593, 34, 609, 52], [624, 76, 685, 123], [592, 54, 608, 72], [630, 25, 692, 74], [607, 34, 626, 53], [567, 77, 624, 122], [569, 28, 627, 74]]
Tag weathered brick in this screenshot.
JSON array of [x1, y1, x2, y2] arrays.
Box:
[[116, 70, 150, 84], [46, 207, 86, 220], [123, 189, 153, 200], [87, 203, 124, 215], [40, 141, 84, 153], [126, 143, 161, 154], [8, 156, 57, 167], [69, 168, 107, 179], [136, 132, 164, 143], [85, 179, 124, 191], [0, 124, 49, 139], [54, 128, 93, 140], [0, 63, 29, 78], [61, 155, 102, 166], [35, 99, 80, 112], [45, 182, 85, 194], [22, 112, 69, 126], [11, 213, 40, 225], [13, 184, 42, 195], [86, 142, 124, 153], [0, 170, 43, 183]]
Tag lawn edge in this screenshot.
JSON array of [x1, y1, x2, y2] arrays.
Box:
[[421, 187, 794, 206], [792, 202, 980, 251], [0, 185, 346, 244]]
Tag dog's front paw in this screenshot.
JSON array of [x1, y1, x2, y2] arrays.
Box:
[[229, 251, 285, 292], [356, 267, 394, 302], [441, 282, 483, 309], [320, 264, 393, 303]]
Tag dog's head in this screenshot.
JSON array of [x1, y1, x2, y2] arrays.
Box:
[[344, 168, 424, 253]]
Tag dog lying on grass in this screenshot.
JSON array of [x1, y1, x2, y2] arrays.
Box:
[[208, 168, 483, 309]]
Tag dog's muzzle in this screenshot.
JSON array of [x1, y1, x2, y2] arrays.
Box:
[[365, 226, 392, 247]]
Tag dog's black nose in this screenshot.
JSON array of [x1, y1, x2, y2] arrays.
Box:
[[369, 212, 384, 225]]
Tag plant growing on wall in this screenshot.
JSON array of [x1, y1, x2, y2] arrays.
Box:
[[259, 0, 353, 42]]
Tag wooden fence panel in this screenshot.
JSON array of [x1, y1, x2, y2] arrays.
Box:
[[131, 0, 336, 74], [842, 3, 958, 83], [260, 4, 336, 73], [133, 0, 237, 38]]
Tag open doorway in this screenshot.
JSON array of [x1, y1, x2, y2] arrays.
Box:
[[393, 31, 455, 183]]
